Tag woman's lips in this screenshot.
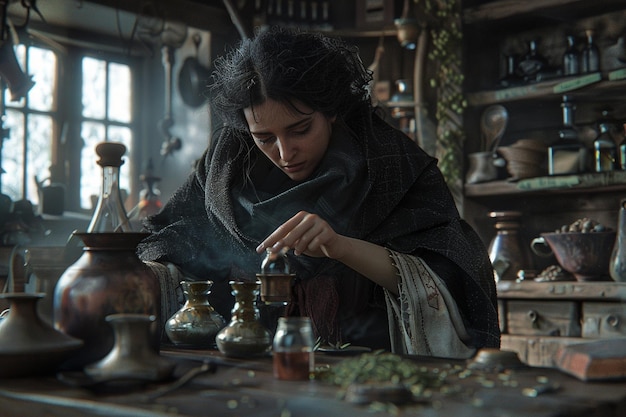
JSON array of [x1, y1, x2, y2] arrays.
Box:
[[282, 162, 305, 173]]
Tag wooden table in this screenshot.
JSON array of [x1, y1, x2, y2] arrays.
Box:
[[0, 348, 625, 416]]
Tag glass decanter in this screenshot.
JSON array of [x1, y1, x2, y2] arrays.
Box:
[[87, 141, 133, 233]]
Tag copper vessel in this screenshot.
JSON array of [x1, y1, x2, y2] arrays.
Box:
[[53, 232, 161, 369]]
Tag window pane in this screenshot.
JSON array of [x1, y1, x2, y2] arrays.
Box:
[[108, 125, 132, 193], [26, 115, 53, 204], [2, 110, 25, 200], [5, 45, 27, 107], [28, 47, 57, 112], [108, 63, 131, 123], [80, 121, 105, 209], [82, 57, 106, 119]]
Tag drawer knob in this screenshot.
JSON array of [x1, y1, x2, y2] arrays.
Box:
[[527, 310, 539, 324], [606, 315, 620, 328]]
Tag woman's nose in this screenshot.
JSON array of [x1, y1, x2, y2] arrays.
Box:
[[277, 138, 296, 161]]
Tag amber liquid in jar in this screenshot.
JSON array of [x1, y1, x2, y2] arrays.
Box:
[[272, 317, 314, 381], [273, 350, 313, 380]]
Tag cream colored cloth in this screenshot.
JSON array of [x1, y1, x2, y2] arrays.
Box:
[[144, 261, 185, 332], [385, 250, 476, 359]]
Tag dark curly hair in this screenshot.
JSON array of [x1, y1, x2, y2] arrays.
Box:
[[209, 26, 373, 132]]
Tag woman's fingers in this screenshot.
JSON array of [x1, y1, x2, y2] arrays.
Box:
[[256, 211, 336, 258]]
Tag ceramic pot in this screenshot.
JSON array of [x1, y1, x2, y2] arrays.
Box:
[[0, 293, 82, 378], [165, 280, 226, 348], [53, 232, 161, 369], [85, 314, 174, 384], [466, 152, 498, 184], [488, 211, 532, 282], [531, 231, 616, 281], [215, 280, 272, 358]]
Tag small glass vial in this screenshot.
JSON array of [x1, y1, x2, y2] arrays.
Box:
[[562, 35, 579, 76], [273, 316, 314, 381], [580, 29, 600, 73], [88, 142, 133, 232]]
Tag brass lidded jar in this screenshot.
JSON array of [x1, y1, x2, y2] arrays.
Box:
[[215, 280, 272, 357]]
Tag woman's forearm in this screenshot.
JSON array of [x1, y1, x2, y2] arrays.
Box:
[[334, 236, 399, 295]]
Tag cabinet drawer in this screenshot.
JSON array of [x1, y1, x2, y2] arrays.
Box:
[[506, 300, 581, 337], [582, 302, 626, 338]]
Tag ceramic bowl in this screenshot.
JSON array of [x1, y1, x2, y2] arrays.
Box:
[[531, 231, 617, 281]]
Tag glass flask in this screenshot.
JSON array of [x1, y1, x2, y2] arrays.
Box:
[[87, 141, 133, 233], [273, 316, 314, 381]]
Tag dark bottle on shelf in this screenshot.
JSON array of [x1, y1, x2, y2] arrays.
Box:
[[619, 123, 626, 170], [562, 35, 580, 76], [517, 39, 547, 81], [548, 96, 587, 175], [593, 111, 618, 172], [580, 29, 600, 73]]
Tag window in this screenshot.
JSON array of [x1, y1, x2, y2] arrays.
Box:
[[1, 44, 135, 213], [80, 57, 133, 210], [2, 45, 57, 205]]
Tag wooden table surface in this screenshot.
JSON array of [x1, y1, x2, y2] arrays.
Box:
[[0, 347, 625, 417]]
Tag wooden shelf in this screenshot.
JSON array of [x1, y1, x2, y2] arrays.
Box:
[[466, 71, 626, 107], [463, 0, 625, 25], [464, 172, 626, 198]]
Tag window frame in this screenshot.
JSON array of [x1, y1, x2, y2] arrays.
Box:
[[1, 38, 145, 215]]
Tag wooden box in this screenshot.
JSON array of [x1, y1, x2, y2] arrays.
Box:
[[506, 300, 581, 337]]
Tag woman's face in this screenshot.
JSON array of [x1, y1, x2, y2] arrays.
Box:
[[244, 99, 335, 182]]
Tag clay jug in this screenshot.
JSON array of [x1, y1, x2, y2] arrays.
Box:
[[53, 232, 161, 369], [85, 314, 174, 383], [215, 280, 272, 358], [0, 293, 82, 377], [610, 199, 626, 282], [488, 211, 532, 282], [165, 280, 226, 348]]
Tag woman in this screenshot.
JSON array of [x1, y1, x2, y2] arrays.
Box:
[[138, 26, 500, 357]]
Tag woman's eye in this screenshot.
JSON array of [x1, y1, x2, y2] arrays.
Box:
[[256, 136, 275, 145], [294, 126, 310, 135]]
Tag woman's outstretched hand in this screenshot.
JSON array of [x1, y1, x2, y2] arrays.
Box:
[[256, 211, 349, 259], [256, 211, 399, 294]]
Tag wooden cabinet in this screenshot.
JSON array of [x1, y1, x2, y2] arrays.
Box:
[[460, 0, 626, 255], [461, 1, 626, 366], [498, 281, 626, 367]]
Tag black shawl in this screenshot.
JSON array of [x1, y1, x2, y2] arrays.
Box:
[[138, 110, 500, 350]]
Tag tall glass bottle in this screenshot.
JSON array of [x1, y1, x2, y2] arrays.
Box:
[[88, 142, 133, 233], [580, 29, 600, 73], [549, 96, 586, 175]]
